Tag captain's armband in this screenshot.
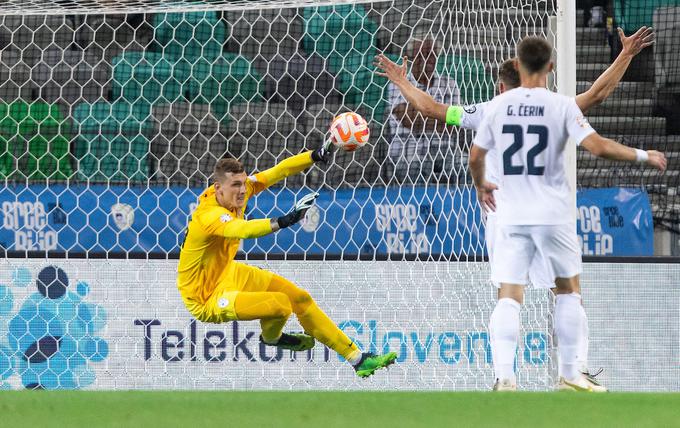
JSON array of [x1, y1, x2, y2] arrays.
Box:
[[445, 105, 464, 126]]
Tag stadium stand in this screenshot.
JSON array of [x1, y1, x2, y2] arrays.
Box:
[[0, 101, 72, 181], [576, 2, 680, 233], [72, 100, 152, 183], [152, 11, 225, 62], [150, 102, 231, 186], [111, 51, 187, 104], [224, 9, 302, 62]]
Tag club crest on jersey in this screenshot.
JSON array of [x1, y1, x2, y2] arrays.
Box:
[[111, 203, 134, 231], [220, 214, 233, 223]]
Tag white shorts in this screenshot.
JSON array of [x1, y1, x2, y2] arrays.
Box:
[[486, 215, 554, 288], [489, 222, 582, 288]]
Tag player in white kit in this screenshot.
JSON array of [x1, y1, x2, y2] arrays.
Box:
[[469, 36, 666, 391], [374, 26, 656, 389]]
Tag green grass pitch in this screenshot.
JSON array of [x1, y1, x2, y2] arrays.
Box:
[[1, 391, 679, 427]]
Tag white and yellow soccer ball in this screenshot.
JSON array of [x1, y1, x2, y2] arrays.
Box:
[[329, 111, 370, 152]]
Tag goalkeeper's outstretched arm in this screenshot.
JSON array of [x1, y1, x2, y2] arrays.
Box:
[[252, 142, 332, 193], [203, 192, 320, 239]]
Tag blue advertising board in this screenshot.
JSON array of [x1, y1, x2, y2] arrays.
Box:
[[0, 185, 652, 256], [576, 187, 654, 256]]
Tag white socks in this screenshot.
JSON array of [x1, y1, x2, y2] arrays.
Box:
[[555, 292, 585, 381], [577, 302, 589, 373], [489, 298, 521, 383]]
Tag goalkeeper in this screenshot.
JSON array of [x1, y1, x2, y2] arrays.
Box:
[[177, 143, 396, 378]]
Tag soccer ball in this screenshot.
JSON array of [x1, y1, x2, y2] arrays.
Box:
[[329, 112, 370, 152]]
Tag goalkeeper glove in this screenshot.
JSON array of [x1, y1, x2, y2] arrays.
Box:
[[311, 139, 334, 163], [276, 192, 319, 229]]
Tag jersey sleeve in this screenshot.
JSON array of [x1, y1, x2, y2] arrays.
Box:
[[565, 98, 596, 145], [472, 104, 496, 151], [250, 151, 314, 193], [459, 103, 486, 131], [196, 208, 272, 240]]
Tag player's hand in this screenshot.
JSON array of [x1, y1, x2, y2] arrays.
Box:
[[373, 54, 408, 84], [294, 192, 319, 215], [619, 26, 655, 57], [276, 192, 320, 229], [646, 150, 667, 172], [476, 181, 498, 213], [311, 139, 334, 163]]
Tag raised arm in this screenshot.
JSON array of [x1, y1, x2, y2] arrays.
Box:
[[253, 152, 314, 190], [375, 54, 461, 133], [251, 142, 331, 193], [575, 26, 655, 113], [374, 54, 449, 122]]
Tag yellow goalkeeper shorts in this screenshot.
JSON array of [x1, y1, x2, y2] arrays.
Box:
[[182, 262, 274, 323]]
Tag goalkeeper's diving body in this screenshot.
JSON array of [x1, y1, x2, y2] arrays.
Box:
[[374, 26, 655, 391], [177, 144, 397, 377]]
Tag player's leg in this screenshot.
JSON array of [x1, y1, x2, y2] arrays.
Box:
[[549, 286, 594, 380], [532, 242, 599, 386], [224, 262, 315, 351], [267, 274, 359, 360], [232, 291, 291, 340], [491, 284, 524, 391], [553, 275, 592, 390], [230, 291, 315, 351], [553, 276, 605, 392], [538, 225, 606, 392], [267, 274, 397, 377], [488, 225, 535, 390]]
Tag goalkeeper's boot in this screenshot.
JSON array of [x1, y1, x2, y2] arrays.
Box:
[[259, 333, 315, 352], [492, 379, 517, 391], [556, 372, 607, 392], [354, 352, 398, 378]]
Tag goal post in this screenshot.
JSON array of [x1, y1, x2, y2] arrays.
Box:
[[554, 0, 578, 221]]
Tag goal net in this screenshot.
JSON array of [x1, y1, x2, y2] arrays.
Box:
[[0, 0, 560, 390]]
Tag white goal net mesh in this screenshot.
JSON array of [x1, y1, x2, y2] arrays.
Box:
[[0, 0, 558, 390]]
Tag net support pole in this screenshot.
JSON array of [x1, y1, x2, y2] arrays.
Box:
[[555, 0, 577, 220]]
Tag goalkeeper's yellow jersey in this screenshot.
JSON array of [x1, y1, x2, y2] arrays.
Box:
[[177, 151, 314, 303]]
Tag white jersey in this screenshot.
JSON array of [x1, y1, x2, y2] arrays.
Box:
[[459, 102, 501, 190], [460, 102, 488, 131], [473, 87, 595, 225]]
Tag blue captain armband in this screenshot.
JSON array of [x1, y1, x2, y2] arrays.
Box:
[[445, 105, 464, 126]]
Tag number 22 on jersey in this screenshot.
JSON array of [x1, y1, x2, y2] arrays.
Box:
[[502, 124, 548, 176]]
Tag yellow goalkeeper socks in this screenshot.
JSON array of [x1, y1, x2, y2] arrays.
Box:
[[297, 303, 362, 363], [260, 318, 287, 344]]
